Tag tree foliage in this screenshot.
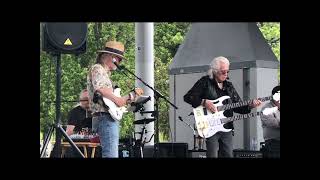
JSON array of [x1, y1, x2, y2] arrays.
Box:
[[258, 22, 280, 80], [258, 22, 280, 60]]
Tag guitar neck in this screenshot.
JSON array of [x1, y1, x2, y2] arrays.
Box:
[[219, 96, 272, 111], [221, 112, 262, 124]]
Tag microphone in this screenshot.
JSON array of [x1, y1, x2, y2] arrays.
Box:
[[112, 58, 129, 77], [112, 58, 122, 70]]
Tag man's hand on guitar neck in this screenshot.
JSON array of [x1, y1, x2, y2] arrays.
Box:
[[126, 88, 144, 105], [131, 88, 144, 101], [202, 99, 218, 113], [133, 88, 144, 96], [249, 99, 262, 109]]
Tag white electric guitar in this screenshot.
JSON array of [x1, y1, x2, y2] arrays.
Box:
[[193, 92, 280, 138], [193, 94, 277, 124], [101, 87, 144, 121], [194, 107, 278, 138]]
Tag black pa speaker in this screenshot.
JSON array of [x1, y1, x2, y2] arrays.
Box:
[[42, 23, 87, 54], [154, 143, 188, 158]]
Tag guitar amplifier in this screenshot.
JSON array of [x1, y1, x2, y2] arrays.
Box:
[[188, 150, 207, 158], [118, 137, 133, 158], [119, 145, 132, 158], [233, 149, 263, 158], [154, 143, 188, 158]]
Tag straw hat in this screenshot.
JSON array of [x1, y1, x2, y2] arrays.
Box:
[[97, 41, 125, 59]]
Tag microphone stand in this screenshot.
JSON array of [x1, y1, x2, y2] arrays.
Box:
[[178, 116, 197, 150], [45, 100, 84, 104], [178, 116, 196, 135], [115, 64, 178, 145]]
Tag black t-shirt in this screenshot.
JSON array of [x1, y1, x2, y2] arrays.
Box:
[[67, 106, 92, 132]]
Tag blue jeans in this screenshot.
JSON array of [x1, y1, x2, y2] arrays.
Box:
[[93, 114, 119, 158]]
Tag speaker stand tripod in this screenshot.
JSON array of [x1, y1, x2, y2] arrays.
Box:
[[40, 123, 85, 158], [40, 53, 84, 158]]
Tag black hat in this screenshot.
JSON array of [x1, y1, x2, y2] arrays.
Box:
[[272, 85, 280, 95]]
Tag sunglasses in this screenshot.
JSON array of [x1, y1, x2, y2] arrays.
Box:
[[218, 70, 229, 75], [113, 56, 122, 62]]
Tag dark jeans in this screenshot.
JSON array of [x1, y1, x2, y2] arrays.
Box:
[[206, 131, 233, 158], [262, 139, 280, 158]]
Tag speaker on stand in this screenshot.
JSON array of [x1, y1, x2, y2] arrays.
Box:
[[40, 23, 88, 158]]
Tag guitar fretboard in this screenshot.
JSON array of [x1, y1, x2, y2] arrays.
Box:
[[221, 112, 262, 124], [218, 96, 272, 111]]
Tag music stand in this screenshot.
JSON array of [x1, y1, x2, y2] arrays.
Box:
[[127, 96, 151, 113], [40, 53, 85, 158]]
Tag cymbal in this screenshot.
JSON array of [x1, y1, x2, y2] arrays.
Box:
[[133, 118, 156, 124]]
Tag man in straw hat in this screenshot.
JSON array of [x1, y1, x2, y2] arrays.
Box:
[[87, 40, 141, 158]]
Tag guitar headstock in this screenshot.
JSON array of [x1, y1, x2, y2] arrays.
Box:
[[134, 88, 144, 96]]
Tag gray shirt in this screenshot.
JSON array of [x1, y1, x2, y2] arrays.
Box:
[[260, 101, 280, 141]]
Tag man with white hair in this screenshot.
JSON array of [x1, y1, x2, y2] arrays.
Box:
[[184, 56, 262, 158]]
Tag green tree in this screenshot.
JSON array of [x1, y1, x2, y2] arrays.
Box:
[[258, 22, 280, 80], [153, 23, 191, 140], [258, 22, 280, 60]]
